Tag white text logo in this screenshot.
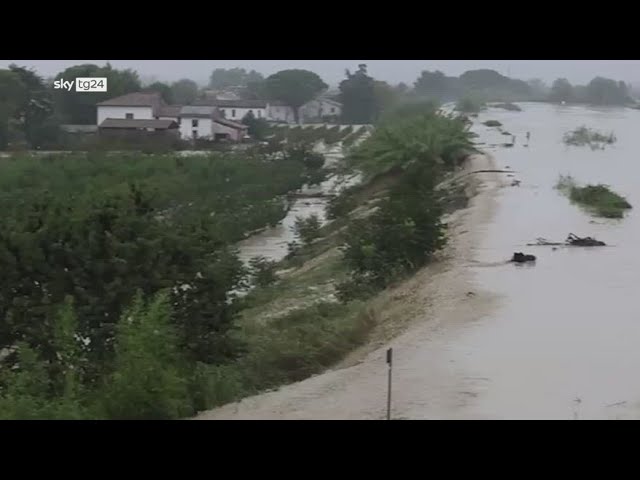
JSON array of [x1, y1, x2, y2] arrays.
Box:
[[53, 77, 108, 92]]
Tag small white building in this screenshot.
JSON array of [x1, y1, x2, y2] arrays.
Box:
[[178, 106, 247, 141], [300, 98, 342, 122], [194, 98, 268, 122], [266, 101, 297, 123], [96, 92, 166, 125], [179, 106, 215, 140]]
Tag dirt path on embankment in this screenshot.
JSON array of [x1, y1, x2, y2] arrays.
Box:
[[195, 153, 506, 420]]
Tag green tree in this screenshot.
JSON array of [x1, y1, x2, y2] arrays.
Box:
[[209, 68, 264, 89], [395, 82, 409, 94], [241, 111, 269, 140], [51, 297, 84, 400], [100, 291, 190, 419], [373, 80, 399, 121], [170, 79, 199, 105], [413, 70, 451, 99], [549, 78, 574, 103], [144, 81, 173, 104], [527, 78, 548, 100], [458, 69, 530, 100], [339, 64, 376, 124], [9, 65, 59, 148], [585, 77, 631, 105], [241, 79, 267, 100], [0, 69, 27, 148], [265, 70, 327, 123], [53, 64, 141, 124]]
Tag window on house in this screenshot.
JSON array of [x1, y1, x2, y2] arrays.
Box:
[[232, 109, 236, 118], [331, 107, 336, 113], [192, 119, 199, 128], [125, 113, 134, 119], [257, 110, 262, 118], [192, 130, 198, 139]]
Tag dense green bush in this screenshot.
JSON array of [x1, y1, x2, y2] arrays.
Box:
[[99, 291, 191, 419], [0, 149, 324, 418], [556, 175, 632, 218], [342, 163, 446, 289], [349, 107, 474, 176], [340, 107, 470, 294]]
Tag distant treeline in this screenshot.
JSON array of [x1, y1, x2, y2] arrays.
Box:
[[411, 69, 634, 106], [1, 63, 636, 151]]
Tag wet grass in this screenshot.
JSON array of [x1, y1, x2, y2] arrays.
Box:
[[193, 300, 374, 408], [556, 175, 632, 218], [190, 218, 374, 412]]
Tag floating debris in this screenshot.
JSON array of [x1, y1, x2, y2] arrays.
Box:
[[566, 233, 606, 246], [511, 252, 536, 263], [527, 233, 607, 247]]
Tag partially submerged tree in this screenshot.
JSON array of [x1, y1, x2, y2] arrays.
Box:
[[549, 78, 574, 103]]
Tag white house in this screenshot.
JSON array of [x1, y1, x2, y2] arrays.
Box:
[[96, 92, 166, 125], [156, 105, 182, 123], [179, 106, 215, 140], [178, 106, 247, 141], [299, 98, 342, 122], [194, 98, 268, 121], [192, 96, 341, 124], [266, 101, 297, 123]]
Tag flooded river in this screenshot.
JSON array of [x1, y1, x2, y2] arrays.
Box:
[[201, 104, 640, 420], [444, 103, 640, 419]]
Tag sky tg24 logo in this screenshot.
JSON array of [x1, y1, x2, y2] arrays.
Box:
[[53, 77, 108, 92]]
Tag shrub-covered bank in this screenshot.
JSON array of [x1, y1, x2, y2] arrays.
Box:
[[0, 104, 477, 419]]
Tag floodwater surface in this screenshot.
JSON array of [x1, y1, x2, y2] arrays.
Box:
[[201, 105, 640, 420], [447, 103, 640, 419]]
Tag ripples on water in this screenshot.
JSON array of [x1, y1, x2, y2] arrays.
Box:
[[452, 103, 640, 419]]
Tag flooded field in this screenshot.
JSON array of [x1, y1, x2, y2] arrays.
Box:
[[236, 141, 361, 265], [200, 103, 640, 420]]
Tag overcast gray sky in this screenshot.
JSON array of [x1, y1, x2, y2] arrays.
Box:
[[2, 60, 639, 87]]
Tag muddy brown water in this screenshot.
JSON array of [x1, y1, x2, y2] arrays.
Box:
[[200, 104, 640, 420], [236, 142, 361, 266], [449, 103, 640, 419]]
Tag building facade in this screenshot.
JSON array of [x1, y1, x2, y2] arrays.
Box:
[[96, 92, 164, 125]]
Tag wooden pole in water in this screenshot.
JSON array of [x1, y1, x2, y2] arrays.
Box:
[[386, 348, 393, 420]]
